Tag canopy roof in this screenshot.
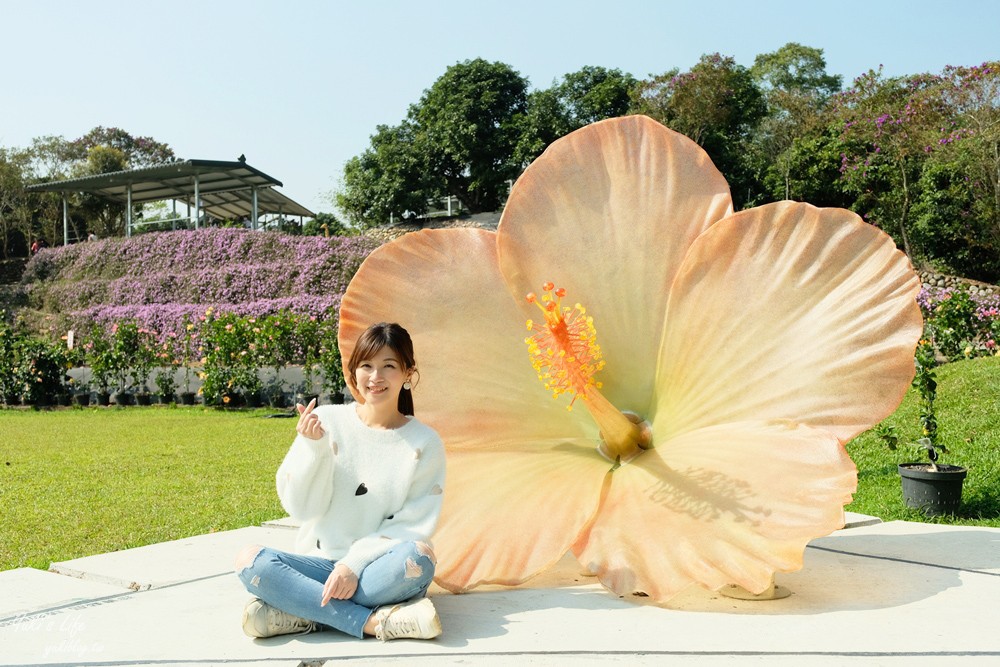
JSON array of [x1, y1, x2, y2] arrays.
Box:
[[26, 158, 315, 219]]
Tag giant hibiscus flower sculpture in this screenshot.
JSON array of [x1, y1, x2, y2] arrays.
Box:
[[339, 116, 922, 603]]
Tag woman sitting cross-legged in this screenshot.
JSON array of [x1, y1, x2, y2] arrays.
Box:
[[234, 322, 446, 641]]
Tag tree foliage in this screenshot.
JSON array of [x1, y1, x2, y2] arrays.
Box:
[[65, 126, 175, 169], [0, 148, 33, 258], [337, 122, 436, 228], [750, 43, 842, 200], [0, 128, 176, 250], [516, 66, 637, 166], [339, 59, 528, 225], [557, 66, 637, 127], [835, 68, 952, 257], [339, 62, 639, 225], [632, 54, 767, 207], [411, 58, 528, 214]]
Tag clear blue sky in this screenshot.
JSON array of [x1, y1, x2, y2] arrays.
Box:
[[2, 0, 996, 217]]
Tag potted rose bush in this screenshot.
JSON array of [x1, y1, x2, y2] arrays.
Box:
[[889, 339, 968, 516]]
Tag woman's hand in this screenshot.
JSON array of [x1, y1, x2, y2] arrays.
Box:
[[296, 398, 325, 440], [321, 562, 359, 604]]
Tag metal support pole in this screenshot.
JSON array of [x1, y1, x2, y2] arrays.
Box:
[[172, 200, 177, 231], [126, 185, 133, 238], [62, 195, 68, 246], [193, 176, 201, 229], [252, 187, 259, 230], [447, 195, 452, 216]]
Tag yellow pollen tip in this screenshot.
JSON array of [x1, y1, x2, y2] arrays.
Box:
[[523, 281, 603, 404]]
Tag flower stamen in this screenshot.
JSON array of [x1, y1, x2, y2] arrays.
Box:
[[524, 283, 604, 406], [524, 282, 650, 461]]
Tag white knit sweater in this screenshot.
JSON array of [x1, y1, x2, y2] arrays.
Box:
[[275, 403, 446, 575]]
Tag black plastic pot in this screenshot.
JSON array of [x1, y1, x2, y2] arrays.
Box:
[[96, 392, 111, 406], [158, 392, 174, 405], [112, 392, 134, 407], [179, 392, 196, 406], [74, 392, 92, 407], [898, 463, 967, 516], [296, 393, 319, 407], [136, 393, 152, 406]]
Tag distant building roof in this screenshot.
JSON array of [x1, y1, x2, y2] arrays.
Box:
[[26, 158, 315, 219]]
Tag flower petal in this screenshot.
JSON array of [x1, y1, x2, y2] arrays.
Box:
[[497, 115, 733, 415], [573, 420, 855, 603], [339, 228, 594, 448], [653, 202, 922, 443], [434, 442, 611, 592]]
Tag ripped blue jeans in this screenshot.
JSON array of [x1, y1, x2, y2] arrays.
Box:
[[235, 542, 435, 638]]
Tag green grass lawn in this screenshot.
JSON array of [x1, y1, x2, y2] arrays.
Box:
[[0, 407, 292, 570], [2, 357, 998, 572]]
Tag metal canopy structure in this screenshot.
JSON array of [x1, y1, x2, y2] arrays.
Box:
[[26, 158, 315, 243]]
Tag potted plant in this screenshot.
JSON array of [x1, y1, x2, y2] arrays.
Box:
[[179, 316, 198, 405], [154, 369, 177, 404], [256, 313, 291, 408], [263, 375, 288, 408], [18, 337, 68, 409], [294, 314, 321, 405], [318, 318, 346, 404], [82, 325, 114, 405], [895, 339, 967, 515], [133, 328, 157, 406], [73, 377, 93, 406], [104, 322, 140, 406]]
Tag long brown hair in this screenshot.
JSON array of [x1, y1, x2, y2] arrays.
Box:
[[346, 322, 416, 416]]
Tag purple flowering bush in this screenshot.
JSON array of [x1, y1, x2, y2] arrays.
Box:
[[6, 229, 377, 404], [19, 228, 376, 341], [918, 285, 1000, 359]]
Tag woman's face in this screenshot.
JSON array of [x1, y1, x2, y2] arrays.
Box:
[[354, 345, 409, 409]]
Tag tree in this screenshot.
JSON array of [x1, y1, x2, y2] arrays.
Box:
[[940, 62, 1000, 247], [338, 59, 529, 221], [516, 66, 638, 167], [337, 122, 437, 228], [410, 58, 528, 213], [22, 128, 175, 243], [750, 43, 842, 200], [65, 126, 174, 168], [909, 61, 1000, 281], [761, 126, 854, 209], [912, 159, 1000, 281], [836, 68, 949, 258], [632, 54, 767, 207], [557, 66, 637, 127], [0, 148, 33, 258], [75, 145, 129, 238], [515, 87, 574, 167], [752, 43, 841, 99]]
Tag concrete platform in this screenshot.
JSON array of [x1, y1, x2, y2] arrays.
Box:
[[48, 526, 297, 590], [2, 517, 999, 666]]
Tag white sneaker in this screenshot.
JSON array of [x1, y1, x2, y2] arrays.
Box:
[[373, 597, 442, 641], [241, 598, 316, 638]]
